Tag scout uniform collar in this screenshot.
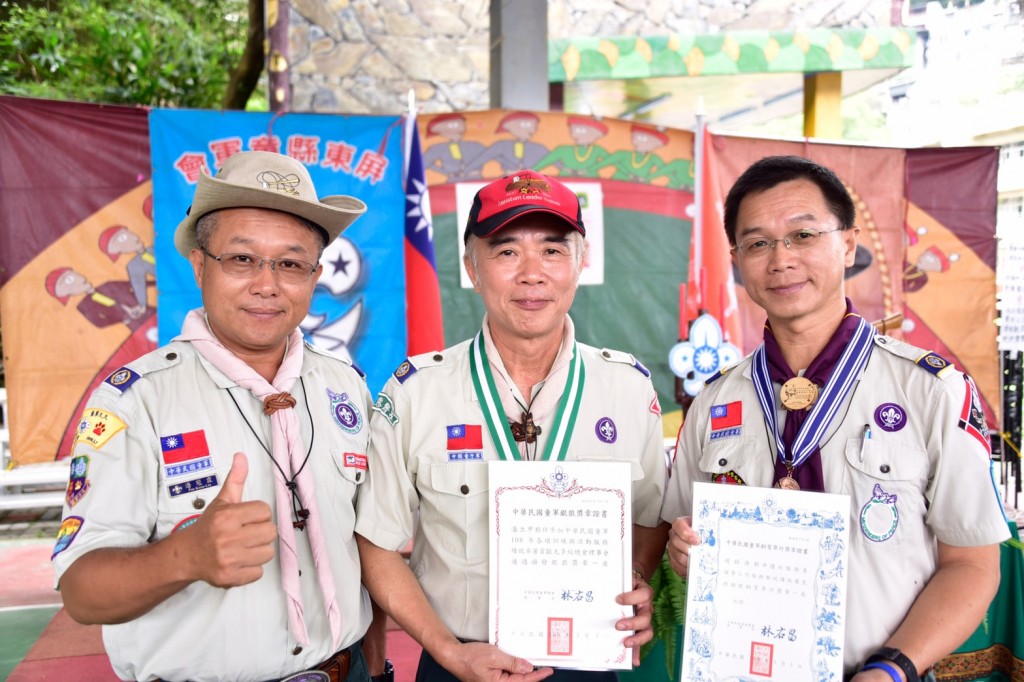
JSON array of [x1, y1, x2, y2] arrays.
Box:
[[470, 317, 586, 462]]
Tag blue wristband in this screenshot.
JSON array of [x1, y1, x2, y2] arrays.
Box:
[[862, 660, 902, 682]]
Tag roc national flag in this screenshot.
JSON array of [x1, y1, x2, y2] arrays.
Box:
[[403, 113, 445, 355]]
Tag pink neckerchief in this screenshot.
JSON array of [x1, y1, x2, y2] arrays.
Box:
[[179, 309, 340, 648]]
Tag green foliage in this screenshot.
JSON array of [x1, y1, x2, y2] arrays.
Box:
[[642, 552, 687, 680], [0, 0, 253, 108]]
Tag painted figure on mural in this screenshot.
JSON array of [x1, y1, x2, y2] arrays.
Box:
[[44, 267, 152, 331], [98, 224, 155, 315], [535, 116, 611, 178], [473, 111, 549, 175], [600, 124, 668, 183], [421, 113, 486, 182]]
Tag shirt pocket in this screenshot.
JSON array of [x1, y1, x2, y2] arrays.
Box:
[[696, 435, 765, 486], [422, 461, 489, 562], [844, 437, 929, 546]]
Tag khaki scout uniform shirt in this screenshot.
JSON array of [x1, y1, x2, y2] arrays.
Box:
[[355, 316, 667, 641], [661, 335, 1010, 674], [51, 340, 373, 682]]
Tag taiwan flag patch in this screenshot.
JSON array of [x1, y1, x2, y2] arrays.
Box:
[[160, 430, 210, 464], [447, 424, 483, 451], [710, 402, 742, 440]]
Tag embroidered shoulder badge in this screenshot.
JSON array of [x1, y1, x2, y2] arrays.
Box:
[[373, 392, 399, 427], [328, 388, 363, 434], [65, 455, 91, 508], [52, 516, 84, 559], [958, 374, 990, 451], [74, 409, 127, 450], [915, 351, 953, 378]]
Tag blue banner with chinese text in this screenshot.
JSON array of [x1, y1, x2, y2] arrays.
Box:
[[149, 108, 406, 394]]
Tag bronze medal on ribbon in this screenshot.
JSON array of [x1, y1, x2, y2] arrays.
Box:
[[780, 376, 818, 411], [775, 476, 800, 490]]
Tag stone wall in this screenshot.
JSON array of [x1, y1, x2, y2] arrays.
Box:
[[289, 0, 892, 114]]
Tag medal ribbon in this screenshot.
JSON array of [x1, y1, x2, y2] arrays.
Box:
[[752, 316, 875, 469], [469, 331, 585, 462]]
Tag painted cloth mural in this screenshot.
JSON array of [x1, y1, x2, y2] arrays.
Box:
[[0, 96, 156, 466], [419, 109, 695, 418], [0, 98, 421, 465]]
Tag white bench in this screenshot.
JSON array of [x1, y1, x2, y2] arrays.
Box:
[[0, 462, 68, 511]]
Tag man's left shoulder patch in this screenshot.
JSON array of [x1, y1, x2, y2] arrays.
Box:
[[958, 374, 990, 451]]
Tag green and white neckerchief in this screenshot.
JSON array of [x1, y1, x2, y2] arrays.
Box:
[[469, 330, 586, 461]]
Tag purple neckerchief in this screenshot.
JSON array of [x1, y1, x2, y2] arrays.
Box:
[[763, 300, 864, 492]]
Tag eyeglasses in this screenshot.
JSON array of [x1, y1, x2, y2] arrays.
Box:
[[731, 227, 844, 258], [202, 250, 317, 284]]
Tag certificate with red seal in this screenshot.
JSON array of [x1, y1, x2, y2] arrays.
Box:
[[488, 461, 633, 670], [682, 482, 850, 681]]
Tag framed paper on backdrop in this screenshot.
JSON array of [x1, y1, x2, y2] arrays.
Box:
[[488, 460, 632, 670]]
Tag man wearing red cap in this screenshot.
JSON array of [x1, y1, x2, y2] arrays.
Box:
[[356, 170, 669, 682]]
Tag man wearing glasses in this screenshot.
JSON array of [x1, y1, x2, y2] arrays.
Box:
[[52, 151, 391, 682], [662, 156, 1008, 681]]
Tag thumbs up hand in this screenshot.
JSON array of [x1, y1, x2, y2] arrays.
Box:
[[187, 452, 277, 588]]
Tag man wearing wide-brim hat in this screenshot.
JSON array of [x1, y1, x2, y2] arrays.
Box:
[[53, 151, 391, 682]]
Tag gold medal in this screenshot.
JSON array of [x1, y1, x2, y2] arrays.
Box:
[[781, 376, 818, 411]]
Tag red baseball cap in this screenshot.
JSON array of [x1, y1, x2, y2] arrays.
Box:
[[464, 170, 585, 244]]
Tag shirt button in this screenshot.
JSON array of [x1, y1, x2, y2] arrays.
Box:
[[166, 352, 178, 360], [192, 498, 205, 510], [292, 646, 303, 655], [355, 472, 362, 482], [460, 484, 470, 495], [880, 464, 891, 474], [433, 353, 444, 362], [718, 458, 727, 467], [602, 350, 611, 358]]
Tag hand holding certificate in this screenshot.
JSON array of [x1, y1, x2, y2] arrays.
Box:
[[488, 461, 634, 670], [682, 482, 850, 681]]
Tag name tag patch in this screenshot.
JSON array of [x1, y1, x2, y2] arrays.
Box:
[[168, 475, 219, 497], [165, 456, 214, 479]]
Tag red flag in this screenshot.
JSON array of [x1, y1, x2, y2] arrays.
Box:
[[686, 128, 744, 348], [404, 114, 445, 354], [160, 430, 210, 464], [447, 424, 483, 450]]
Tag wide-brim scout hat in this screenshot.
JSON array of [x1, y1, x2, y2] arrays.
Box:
[[464, 169, 585, 244], [174, 151, 367, 257]]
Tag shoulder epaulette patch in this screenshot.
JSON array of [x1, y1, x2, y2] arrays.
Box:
[[704, 365, 731, 386], [599, 348, 650, 377], [393, 358, 417, 384], [103, 367, 140, 394], [915, 351, 954, 378]]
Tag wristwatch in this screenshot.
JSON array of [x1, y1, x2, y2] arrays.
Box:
[[867, 647, 919, 682], [370, 658, 394, 682]]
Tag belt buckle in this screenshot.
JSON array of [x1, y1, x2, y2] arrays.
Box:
[[280, 672, 330, 682]]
